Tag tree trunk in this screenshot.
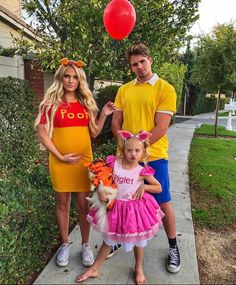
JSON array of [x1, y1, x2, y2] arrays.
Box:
[[183, 83, 189, 116], [214, 86, 221, 138]]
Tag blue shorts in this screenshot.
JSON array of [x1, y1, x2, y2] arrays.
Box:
[[141, 159, 171, 204]]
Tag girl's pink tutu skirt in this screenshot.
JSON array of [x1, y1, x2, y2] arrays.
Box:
[[87, 192, 164, 249]]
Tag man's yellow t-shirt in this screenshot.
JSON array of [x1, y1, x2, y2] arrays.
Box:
[[114, 75, 176, 161]]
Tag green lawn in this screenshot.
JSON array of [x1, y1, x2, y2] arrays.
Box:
[[195, 124, 236, 137], [189, 124, 236, 229], [219, 111, 236, 117]]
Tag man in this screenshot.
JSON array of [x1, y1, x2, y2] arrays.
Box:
[[111, 42, 181, 273]]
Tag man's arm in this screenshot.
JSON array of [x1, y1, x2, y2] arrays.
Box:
[[111, 110, 123, 138], [149, 112, 172, 145]]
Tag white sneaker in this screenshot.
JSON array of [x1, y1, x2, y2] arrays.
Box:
[[56, 243, 70, 267], [81, 243, 94, 267]]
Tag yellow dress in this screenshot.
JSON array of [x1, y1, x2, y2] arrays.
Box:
[[41, 101, 92, 192]]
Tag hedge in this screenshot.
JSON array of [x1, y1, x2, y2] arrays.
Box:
[[95, 85, 119, 140], [188, 87, 226, 115], [0, 77, 58, 284], [0, 77, 117, 284]]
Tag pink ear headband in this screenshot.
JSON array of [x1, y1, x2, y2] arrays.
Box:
[[117, 130, 152, 142]]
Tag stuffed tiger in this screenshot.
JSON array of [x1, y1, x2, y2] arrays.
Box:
[[85, 158, 117, 231]]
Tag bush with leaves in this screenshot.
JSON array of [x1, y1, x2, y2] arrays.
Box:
[[0, 77, 40, 172], [159, 63, 187, 113], [0, 165, 59, 285], [95, 85, 120, 139], [93, 138, 116, 160], [0, 77, 59, 284], [0, 46, 16, 57], [0, 78, 118, 284], [188, 88, 226, 115]]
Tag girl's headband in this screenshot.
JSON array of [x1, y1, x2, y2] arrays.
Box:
[[59, 57, 86, 68], [117, 130, 152, 142]]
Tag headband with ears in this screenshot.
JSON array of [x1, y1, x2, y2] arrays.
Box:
[[117, 130, 152, 142], [59, 57, 86, 67]]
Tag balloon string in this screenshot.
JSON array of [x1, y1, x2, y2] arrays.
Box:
[[111, 40, 119, 82]]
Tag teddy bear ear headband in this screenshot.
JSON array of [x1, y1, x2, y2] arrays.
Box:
[[59, 57, 86, 68], [117, 130, 152, 142]]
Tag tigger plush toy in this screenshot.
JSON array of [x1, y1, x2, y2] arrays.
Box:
[[85, 158, 117, 231]]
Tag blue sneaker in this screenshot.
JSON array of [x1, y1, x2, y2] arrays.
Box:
[[167, 245, 181, 273]]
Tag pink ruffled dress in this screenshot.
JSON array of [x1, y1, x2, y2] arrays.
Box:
[[87, 155, 165, 252]]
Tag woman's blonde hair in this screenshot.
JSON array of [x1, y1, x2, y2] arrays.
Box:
[[116, 136, 150, 165], [34, 64, 99, 138]]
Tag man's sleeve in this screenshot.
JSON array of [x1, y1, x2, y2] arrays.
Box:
[[156, 85, 177, 114], [114, 87, 123, 111]]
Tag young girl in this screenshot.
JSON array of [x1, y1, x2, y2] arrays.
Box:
[[76, 130, 164, 285], [34, 58, 115, 268]]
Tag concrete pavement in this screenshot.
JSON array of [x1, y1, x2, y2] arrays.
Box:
[[34, 119, 200, 285], [176, 111, 236, 130]]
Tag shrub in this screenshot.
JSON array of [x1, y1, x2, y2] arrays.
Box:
[[159, 63, 187, 112], [93, 138, 116, 159], [0, 46, 16, 57], [0, 78, 117, 284], [0, 77, 58, 284], [0, 166, 58, 285], [95, 85, 120, 139], [95, 85, 119, 109], [188, 88, 226, 115], [0, 77, 40, 172]]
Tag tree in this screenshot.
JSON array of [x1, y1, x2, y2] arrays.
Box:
[[182, 37, 196, 115], [17, 0, 200, 89], [191, 22, 236, 137], [159, 63, 187, 112]]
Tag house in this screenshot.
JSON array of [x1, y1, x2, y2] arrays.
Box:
[[0, 0, 47, 98]]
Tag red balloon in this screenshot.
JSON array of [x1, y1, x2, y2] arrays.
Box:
[[103, 0, 136, 40]]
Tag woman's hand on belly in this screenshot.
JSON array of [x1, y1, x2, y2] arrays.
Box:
[[61, 153, 82, 164]]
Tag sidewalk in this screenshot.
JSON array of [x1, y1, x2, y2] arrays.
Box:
[[34, 120, 200, 285]]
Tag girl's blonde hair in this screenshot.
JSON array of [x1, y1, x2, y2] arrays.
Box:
[[34, 64, 99, 138], [116, 136, 151, 165]]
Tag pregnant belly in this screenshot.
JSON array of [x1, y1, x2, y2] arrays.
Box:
[[52, 126, 91, 154]]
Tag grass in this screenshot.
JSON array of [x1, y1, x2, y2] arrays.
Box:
[[219, 111, 236, 117], [189, 124, 236, 229], [195, 124, 236, 137]]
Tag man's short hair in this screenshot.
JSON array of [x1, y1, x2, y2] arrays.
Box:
[[125, 43, 151, 63]]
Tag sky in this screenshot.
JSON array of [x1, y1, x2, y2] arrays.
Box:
[[23, 0, 235, 35], [189, 0, 236, 35], [23, 0, 236, 40]]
